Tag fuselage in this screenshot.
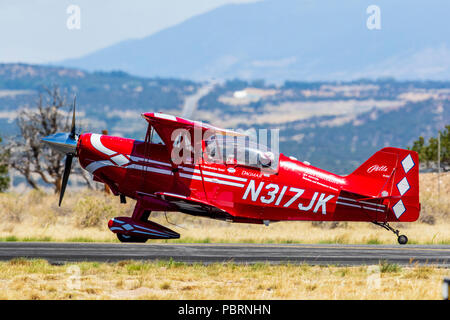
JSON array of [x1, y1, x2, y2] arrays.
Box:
[[77, 132, 392, 222]]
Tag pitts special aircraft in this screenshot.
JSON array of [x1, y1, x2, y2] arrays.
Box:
[[42, 101, 420, 245]]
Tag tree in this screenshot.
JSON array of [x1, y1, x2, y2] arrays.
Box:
[[0, 135, 10, 192], [3, 86, 92, 192], [410, 125, 450, 169]]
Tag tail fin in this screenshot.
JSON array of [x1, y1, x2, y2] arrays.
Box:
[[345, 147, 420, 222]]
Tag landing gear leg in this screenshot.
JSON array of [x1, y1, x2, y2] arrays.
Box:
[[372, 221, 408, 245], [131, 202, 151, 223], [114, 204, 152, 243]]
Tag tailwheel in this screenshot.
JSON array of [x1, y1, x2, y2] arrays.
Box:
[[397, 234, 408, 245], [372, 221, 408, 245], [116, 233, 148, 243]]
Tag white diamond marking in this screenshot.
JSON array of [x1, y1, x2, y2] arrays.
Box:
[[401, 154, 414, 174], [397, 177, 410, 196], [392, 200, 406, 219], [111, 154, 130, 167], [122, 224, 134, 231]]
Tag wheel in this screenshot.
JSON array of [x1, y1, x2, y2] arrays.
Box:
[[117, 233, 147, 243], [398, 235, 408, 245]]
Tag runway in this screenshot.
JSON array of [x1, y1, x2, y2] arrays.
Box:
[[0, 242, 449, 266]]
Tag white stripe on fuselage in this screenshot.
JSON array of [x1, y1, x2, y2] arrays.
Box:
[[201, 170, 247, 182], [336, 200, 385, 212], [129, 156, 172, 168], [338, 196, 386, 208], [85, 160, 115, 174], [90, 134, 116, 156], [202, 176, 245, 188], [127, 164, 173, 176]]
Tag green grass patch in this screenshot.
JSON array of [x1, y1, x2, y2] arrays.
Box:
[[366, 238, 383, 245], [157, 258, 187, 268], [317, 239, 335, 244], [380, 261, 402, 273], [425, 239, 450, 245], [22, 236, 53, 242], [65, 237, 104, 243], [8, 257, 32, 265], [250, 262, 269, 271], [1, 236, 19, 242], [126, 262, 151, 273], [317, 239, 348, 244]]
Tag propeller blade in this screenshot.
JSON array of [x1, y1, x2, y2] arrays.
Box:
[[70, 95, 76, 139], [59, 154, 73, 206]]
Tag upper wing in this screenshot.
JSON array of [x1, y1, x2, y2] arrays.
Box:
[[142, 112, 245, 144]]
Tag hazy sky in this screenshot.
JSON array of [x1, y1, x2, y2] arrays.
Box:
[[0, 0, 258, 63]]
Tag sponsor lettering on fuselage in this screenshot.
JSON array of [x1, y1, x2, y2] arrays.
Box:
[[242, 180, 334, 214]]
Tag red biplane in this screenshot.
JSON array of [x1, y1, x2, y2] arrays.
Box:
[[42, 104, 420, 244]]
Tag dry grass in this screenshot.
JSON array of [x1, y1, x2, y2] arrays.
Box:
[[0, 173, 448, 244], [418, 172, 450, 222], [0, 259, 447, 300]]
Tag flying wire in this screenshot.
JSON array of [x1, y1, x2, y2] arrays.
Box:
[[164, 211, 188, 230]]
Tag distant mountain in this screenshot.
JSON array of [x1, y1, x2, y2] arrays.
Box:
[[59, 0, 450, 81]]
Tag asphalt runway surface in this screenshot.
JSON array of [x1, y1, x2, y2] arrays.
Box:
[[0, 242, 449, 266]]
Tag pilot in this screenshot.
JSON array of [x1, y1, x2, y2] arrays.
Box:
[[204, 142, 218, 163], [258, 151, 274, 167]]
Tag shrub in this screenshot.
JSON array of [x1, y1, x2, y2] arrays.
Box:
[[74, 195, 118, 228]]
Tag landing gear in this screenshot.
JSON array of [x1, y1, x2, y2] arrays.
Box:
[[372, 221, 408, 245], [115, 206, 150, 243], [116, 233, 148, 243]]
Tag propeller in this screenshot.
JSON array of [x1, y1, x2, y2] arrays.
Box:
[[70, 95, 76, 140], [59, 153, 73, 206], [41, 95, 78, 206]]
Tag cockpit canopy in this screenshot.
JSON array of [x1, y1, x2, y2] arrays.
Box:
[[142, 113, 279, 172], [204, 134, 279, 171]]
